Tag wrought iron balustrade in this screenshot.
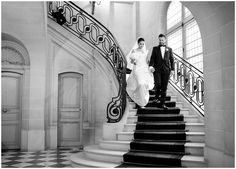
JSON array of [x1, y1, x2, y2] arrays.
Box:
[[48, 1, 127, 123], [170, 53, 204, 115]]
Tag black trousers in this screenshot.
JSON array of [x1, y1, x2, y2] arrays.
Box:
[[154, 66, 170, 105]]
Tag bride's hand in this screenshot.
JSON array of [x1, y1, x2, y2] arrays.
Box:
[[149, 66, 155, 73], [130, 58, 136, 65]]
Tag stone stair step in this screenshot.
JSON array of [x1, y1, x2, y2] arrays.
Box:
[[185, 142, 205, 156], [181, 155, 206, 167], [170, 96, 178, 102], [119, 154, 206, 168], [117, 131, 205, 142], [83, 145, 126, 163], [127, 115, 200, 124], [143, 102, 183, 108], [70, 152, 119, 168], [149, 95, 172, 101], [99, 140, 130, 151], [99, 140, 204, 156], [146, 101, 176, 108], [186, 123, 205, 132], [123, 151, 183, 167], [118, 161, 167, 167], [123, 123, 204, 132], [129, 108, 190, 116], [136, 114, 184, 122], [137, 107, 181, 114], [121, 151, 206, 167]]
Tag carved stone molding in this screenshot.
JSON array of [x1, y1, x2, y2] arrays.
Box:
[[2, 40, 30, 66], [2, 47, 24, 65]]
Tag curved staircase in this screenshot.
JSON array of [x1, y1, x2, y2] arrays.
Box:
[[70, 89, 206, 167], [47, 2, 206, 167]]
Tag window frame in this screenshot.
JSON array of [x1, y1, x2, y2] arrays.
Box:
[[167, 2, 203, 71]]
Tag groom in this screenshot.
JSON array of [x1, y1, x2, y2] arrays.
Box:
[[149, 34, 174, 109]]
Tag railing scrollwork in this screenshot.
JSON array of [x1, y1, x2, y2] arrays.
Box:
[[170, 53, 204, 115], [48, 1, 127, 122]]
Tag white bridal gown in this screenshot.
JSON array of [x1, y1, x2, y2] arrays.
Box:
[[126, 49, 154, 107]]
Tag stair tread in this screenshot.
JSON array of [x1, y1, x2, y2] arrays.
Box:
[[147, 101, 182, 104], [140, 107, 180, 110], [125, 151, 182, 159], [181, 155, 205, 162], [149, 94, 172, 96], [124, 152, 205, 162], [135, 130, 186, 133], [186, 131, 205, 135], [129, 122, 204, 125], [71, 152, 119, 167], [118, 161, 169, 167], [134, 130, 189, 132], [131, 108, 190, 111], [136, 114, 184, 117], [132, 140, 205, 147], [100, 140, 205, 147], [129, 122, 186, 125], [100, 140, 131, 144], [117, 131, 205, 135], [133, 139, 191, 142], [131, 114, 196, 117], [186, 123, 204, 126], [129, 149, 189, 155], [131, 140, 185, 145], [84, 145, 126, 155], [148, 99, 174, 101], [185, 142, 205, 147]]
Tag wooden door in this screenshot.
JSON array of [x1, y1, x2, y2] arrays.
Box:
[[58, 72, 83, 147], [2, 72, 22, 149]]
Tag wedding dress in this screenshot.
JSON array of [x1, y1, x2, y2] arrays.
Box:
[[126, 43, 154, 107]]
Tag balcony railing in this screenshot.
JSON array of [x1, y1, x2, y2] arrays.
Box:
[[170, 53, 204, 115], [48, 1, 127, 123]]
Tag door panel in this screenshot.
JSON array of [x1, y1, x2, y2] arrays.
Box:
[[58, 73, 83, 147], [2, 73, 21, 149]]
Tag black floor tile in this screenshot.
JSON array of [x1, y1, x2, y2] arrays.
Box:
[[1, 149, 80, 168]]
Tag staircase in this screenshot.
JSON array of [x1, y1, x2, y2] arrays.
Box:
[[47, 2, 206, 167], [70, 88, 206, 167]]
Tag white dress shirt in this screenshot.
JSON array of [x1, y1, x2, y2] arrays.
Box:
[[160, 46, 165, 59]]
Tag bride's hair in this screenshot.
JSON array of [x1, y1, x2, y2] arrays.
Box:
[[137, 37, 145, 44]]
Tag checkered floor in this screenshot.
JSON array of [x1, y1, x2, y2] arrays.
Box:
[[1, 149, 80, 168]]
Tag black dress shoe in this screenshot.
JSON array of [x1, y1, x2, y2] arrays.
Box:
[[160, 104, 168, 109], [153, 99, 159, 103]]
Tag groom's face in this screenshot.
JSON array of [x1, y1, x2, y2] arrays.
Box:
[[159, 37, 166, 45]]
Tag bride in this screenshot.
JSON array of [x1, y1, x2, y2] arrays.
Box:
[[126, 37, 154, 107]]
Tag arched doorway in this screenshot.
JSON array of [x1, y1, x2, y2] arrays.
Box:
[[1, 33, 30, 150]]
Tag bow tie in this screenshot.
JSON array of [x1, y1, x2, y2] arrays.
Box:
[[160, 45, 166, 47]]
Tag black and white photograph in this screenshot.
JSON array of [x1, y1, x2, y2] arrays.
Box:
[[1, 1, 235, 168]]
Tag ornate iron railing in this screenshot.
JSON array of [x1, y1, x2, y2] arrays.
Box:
[[170, 53, 204, 115], [48, 1, 127, 123]]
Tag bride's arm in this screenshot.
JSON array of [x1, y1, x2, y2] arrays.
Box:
[[130, 50, 137, 64]]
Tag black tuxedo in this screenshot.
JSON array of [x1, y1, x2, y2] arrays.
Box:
[[149, 45, 174, 106]]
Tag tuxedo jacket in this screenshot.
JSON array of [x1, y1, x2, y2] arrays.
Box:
[[149, 45, 174, 72]]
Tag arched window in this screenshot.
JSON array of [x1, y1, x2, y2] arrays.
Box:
[[167, 2, 203, 71]]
